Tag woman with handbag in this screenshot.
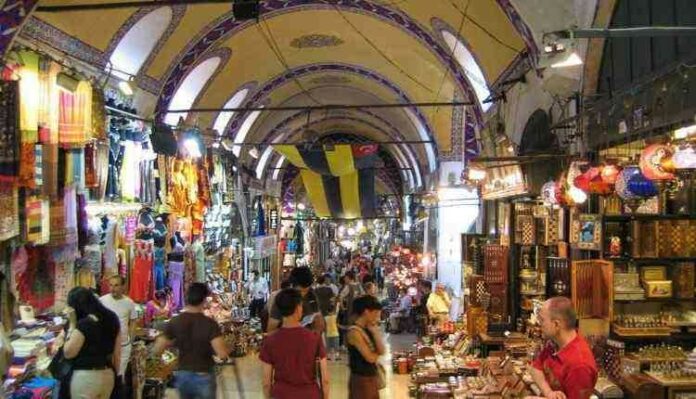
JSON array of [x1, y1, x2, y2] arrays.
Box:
[[260, 288, 329, 399], [60, 287, 121, 399], [346, 295, 386, 399]]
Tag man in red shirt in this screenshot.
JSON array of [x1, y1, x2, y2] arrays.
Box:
[[530, 297, 598, 399], [260, 288, 330, 399]]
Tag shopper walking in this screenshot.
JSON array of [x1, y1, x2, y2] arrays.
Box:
[[260, 288, 330, 399], [268, 267, 324, 334], [325, 303, 340, 361], [346, 295, 385, 399], [152, 283, 230, 399], [62, 286, 121, 399], [100, 275, 137, 398], [314, 274, 336, 316], [246, 270, 269, 319]]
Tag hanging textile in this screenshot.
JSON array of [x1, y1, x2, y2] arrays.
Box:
[[58, 80, 92, 146], [91, 85, 106, 140], [18, 51, 39, 143], [293, 222, 305, 255], [255, 197, 266, 237], [0, 187, 19, 241], [38, 58, 61, 144], [130, 239, 153, 303], [17, 247, 55, 311], [0, 80, 19, 182], [42, 143, 58, 198], [25, 195, 49, 245], [273, 144, 379, 218]]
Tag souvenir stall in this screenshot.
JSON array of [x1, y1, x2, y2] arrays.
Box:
[[0, 46, 252, 398]]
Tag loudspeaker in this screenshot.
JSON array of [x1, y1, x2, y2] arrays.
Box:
[[233, 0, 260, 20]]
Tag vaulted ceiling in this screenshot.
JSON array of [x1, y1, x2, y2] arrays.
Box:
[[19, 0, 540, 191]]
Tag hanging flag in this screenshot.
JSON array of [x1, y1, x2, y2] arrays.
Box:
[[274, 144, 378, 219]]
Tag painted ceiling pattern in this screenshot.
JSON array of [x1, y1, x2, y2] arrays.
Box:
[[9, 0, 539, 191]]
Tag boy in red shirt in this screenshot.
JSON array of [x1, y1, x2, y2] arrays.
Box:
[[530, 297, 598, 399], [260, 288, 330, 399]]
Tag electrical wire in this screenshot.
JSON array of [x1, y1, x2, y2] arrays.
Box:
[[449, 0, 520, 54], [332, 5, 433, 94]]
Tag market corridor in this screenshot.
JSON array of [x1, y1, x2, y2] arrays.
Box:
[[165, 334, 416, 399]]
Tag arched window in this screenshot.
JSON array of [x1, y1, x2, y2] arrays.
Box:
[[255, 145, 273, 179], [233, 107, 263, 157], [404, 108, 436, 174], [108, 7, 172, 80], [212, 88, 250, 135], [272, 156, 285, 180], [441, 30, 491, 112], [164, 57, 222, 126]]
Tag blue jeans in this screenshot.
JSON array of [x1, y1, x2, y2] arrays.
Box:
[[174, 371, 216, 399]]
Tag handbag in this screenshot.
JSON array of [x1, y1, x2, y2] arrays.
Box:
[[376, 363, 387, 390], [48, 347, 73, 399], [314, 335, 323, 396]]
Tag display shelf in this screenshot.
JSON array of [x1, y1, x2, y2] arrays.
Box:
[[614, 297, 695, 303], [604, 214, 696, 221], [612, 324, 674, 337], [604, 256, 696, 263]]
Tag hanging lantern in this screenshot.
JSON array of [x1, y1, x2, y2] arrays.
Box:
[[615, 166, 641, 200], [640, 143, 676, 181], [600, 164, 622, 185], [555, 173, 569, 206], [673, 142, 696, 171], [568, 186, 588, 204], [573, 170, 591, 192], [586, 167, 613, 195], [564, 161, 589, 206], [541, 180, 558, 206], [627, 170, 659, 198]]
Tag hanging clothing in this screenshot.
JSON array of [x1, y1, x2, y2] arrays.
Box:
[[102, 218, 120, 275], [0, 80, 19, 181], [120, 140, 141, 201], [91, 85, 106, 141], [184, 245, 195, 294], [0, 187, 19, 241], [25, 195, 49, 245], [153, 247, 166, 291], [58, 80, 92, 146], [168, 260, 184, 311], [18, 50, 39, 143], [38, 57, 61, 144], [192, 241, 206, 283], [42, 143, 59, 198], [130, 239, 154, 303], [17, 247, 55, 311]]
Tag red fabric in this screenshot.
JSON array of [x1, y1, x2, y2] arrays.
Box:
[[532, 335, 598, 399], [129, 240, 153, 303], [259, 327, 325, 399]]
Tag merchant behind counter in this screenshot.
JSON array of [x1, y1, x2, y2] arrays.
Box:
[[527, 297, 598, 399]]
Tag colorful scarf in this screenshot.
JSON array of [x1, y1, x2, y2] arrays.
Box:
[[58, 81, 92, 146], [0, 186, 19, 241], [38, 58, 61, 144]]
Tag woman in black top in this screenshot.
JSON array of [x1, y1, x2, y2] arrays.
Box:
[[62, 287, 121, 399], [346, 295, 385, 399]]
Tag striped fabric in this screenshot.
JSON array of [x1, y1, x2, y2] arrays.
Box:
[[25, 196, 49, 245], [273, 144, 378, 219]]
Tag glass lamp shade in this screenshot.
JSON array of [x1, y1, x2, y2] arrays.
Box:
[[566, 161, 586, 186], [627, 170, 659, 198], [573, 172, 591, 192], [616, 166, 641, 200], [600, 164, 622, 185], [673, 142, 696, 170], [541, 180, 558, 205], [639, 144, 676, 181]]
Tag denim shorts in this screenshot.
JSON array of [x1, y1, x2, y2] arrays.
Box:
[[326, 336, 340, 351], [174, 370, 216, 399]]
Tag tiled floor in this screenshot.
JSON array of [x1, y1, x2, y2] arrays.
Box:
[[165, 333, 417, 399]]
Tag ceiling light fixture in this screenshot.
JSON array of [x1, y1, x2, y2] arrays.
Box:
[[118, 78, 134, 96]]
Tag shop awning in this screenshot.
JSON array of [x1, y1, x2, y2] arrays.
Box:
[[274, 144, 378, 219]]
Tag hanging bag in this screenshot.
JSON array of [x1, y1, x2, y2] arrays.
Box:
[[314, 335, 324, 396]]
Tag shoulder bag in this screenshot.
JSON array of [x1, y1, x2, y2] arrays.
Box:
[[314, 334, 324, 397]]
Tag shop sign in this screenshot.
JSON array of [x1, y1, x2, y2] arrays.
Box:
[[250, 235, 277, 259], [481, 165, 527, 200]]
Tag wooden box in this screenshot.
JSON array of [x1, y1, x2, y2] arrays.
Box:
[[645, 280, 673, 298], [547, 257, 571, 297], [633, 220, 659, 258], [641, 266, 667, 281], [467, 306, 488, 337], [515, 214, 536, 245], [484, 244, 509, 285], [621, 373, 665, 399], [571, 260, 613, 320], [675, 262, 695, 299], [469, 274, 487, 307]]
